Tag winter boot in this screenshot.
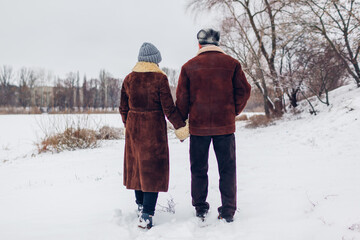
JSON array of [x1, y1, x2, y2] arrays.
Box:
[[138, 213, 153, 229], [137, 204, 143, 217], [217, 207, 234, 223], [196, 209, 208, 221]]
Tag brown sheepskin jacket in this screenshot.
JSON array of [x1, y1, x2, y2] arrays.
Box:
[[119, 62, 185, 192], [176, 46, 251, 136]]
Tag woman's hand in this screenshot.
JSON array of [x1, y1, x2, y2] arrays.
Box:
[[175, 119, 189, 141]]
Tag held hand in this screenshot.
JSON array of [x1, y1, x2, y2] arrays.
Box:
[[175, 119, 189, 141]]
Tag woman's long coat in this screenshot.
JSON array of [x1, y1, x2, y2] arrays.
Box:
[[119, 62, 185, 192]]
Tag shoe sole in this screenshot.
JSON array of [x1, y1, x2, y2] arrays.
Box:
[[138, 225, 152, 229], [218, 215, 233, 223]]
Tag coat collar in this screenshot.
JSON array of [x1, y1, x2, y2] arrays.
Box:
[[132, 61, 166, 75], [196, 45, 225, 56]]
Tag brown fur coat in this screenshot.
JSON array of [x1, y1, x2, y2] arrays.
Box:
[[119, 62, 185, 192], [176, 46, 251, 136]]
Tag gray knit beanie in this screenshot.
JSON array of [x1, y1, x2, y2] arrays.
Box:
[[138, 42, 162, 64]]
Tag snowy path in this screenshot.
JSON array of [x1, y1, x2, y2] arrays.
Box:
[[1, 85, 360, 240]]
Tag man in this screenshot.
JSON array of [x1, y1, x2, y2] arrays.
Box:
[[175, 28, 251, 222]]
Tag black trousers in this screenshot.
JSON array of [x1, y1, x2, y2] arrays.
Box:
[[135, 190, 159, 216], [190, 133, 236, 218]]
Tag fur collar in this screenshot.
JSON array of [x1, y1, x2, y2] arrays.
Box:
[[196, 45, 225, 56], [132, 61, 166, 75]]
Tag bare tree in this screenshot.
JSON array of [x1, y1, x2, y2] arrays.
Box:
[[279, 29, 347, 108], [82, 76, 89, 110], [65, 72, 77, 111], [305, 44, 347, 106], [16, 68, 39, 108], [18, 68, 31, 108], [53, 78, 67, 111], [0, 65, 14, 106], [99, 69, 111, 109], [75, 71, 81, 110], [295, 0, 360, 87], [279, 33, 316, 108], [90, 78, 100, 109], [107, 78, 122, 110]]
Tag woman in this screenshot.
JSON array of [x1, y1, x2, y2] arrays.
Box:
[[119, 42, 188, 229]]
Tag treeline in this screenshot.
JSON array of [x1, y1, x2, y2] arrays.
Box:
[[0, 66, 123, 113], [189, 0, 360, 116], [0, 66, 182, 114]]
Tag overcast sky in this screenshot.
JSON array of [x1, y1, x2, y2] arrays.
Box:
[[0, 0, 217, 80]]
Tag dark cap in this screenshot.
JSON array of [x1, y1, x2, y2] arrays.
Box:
[[197, 28, 220, 46]]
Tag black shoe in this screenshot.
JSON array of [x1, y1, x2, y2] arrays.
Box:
[[196, 209, 208, 221], [138, 213, 153, 229], [217, 207, 234, 223]]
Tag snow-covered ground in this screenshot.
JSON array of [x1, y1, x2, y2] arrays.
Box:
[[0, 114, 124, 162], [0, 84, 359, 240]]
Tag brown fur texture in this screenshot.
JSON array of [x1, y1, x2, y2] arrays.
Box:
[[119, 62, 185, 192], [176, 46, 251, 136]]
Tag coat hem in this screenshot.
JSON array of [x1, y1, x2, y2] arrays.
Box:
[[124, 185, 169, 192]]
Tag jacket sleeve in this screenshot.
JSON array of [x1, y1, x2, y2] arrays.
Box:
[[159, 75, 186, 129], [119, 80, 129, 126], [175, 66, 190, 121], [233, 62, 251, 115]]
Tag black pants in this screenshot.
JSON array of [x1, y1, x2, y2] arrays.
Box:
[[190, 133, 236, 218], [135, 190, 159, 216]]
